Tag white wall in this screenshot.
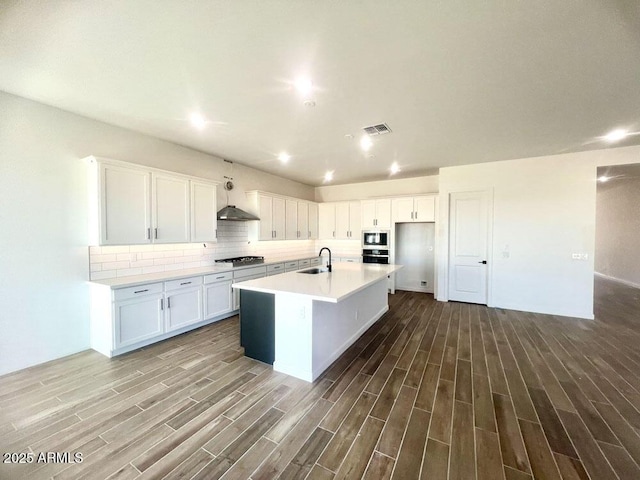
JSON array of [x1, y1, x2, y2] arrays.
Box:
[[315, 175, 438, 202], [595, 175, 640, 287], [0, 91, 314, 376], [437, 145, 640, 320]]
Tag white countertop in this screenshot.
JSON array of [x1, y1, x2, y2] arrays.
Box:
[[232, 262, 402, 303], [89, 253, 348, 289]]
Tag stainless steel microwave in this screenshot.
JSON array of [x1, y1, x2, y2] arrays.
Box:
[[362, 230, 389, 248]]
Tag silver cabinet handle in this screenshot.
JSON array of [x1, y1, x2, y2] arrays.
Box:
[[147, 228, 150, 240], [160, 298, 164, 310], [215, 229, 217, 238], [154, 228, 158, 239], [167, 297, 171, 308], [333, 231, 335, 238], [180, 281, 192, 285], [134, 289, 149, 294], [216, 276, 225, 279]]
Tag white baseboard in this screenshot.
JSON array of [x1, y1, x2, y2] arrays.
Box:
[[595, 272, 640, 289]]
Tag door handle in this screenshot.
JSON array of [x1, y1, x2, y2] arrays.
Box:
[[478, 260, 487, 264]]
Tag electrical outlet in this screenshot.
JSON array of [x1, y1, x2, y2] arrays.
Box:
[[421, 281, 427, 286]]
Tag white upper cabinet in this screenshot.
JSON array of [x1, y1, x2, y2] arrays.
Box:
[[285, 199, 298, 240], [99, 162, 151, 245], [190, 180, 217, 242], [297, 201, 309, 239], [392, 195, 436, 223], [87, 157, 218, 246], [308, 202, 318, 240], [321, 201, 360, 240], [318, 203, 336, 239], [247, 191, 313, 241], [247, 192, 286, 240], [152, 173, 190, 243], [361, 198, 391, 229]]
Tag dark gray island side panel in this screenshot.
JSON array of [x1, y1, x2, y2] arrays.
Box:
[[240, 290, 275, 364]]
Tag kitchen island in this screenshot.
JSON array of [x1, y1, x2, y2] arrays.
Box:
[[233, 262, 402, 382]]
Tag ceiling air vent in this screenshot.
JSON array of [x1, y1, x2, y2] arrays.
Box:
[[363, 123, 392, 136]]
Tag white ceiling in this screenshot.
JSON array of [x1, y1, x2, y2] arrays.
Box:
[[1, 1, 640, 186]]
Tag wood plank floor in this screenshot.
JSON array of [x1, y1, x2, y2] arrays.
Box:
[[1, 276, 640, 479]]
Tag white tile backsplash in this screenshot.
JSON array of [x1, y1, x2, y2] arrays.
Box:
[[88, 221, 353, 281]]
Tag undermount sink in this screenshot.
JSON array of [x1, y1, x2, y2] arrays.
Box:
[[298, 267, 330, 274]]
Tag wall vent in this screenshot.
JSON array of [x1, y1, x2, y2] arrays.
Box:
[[363, 123, 392, 136]]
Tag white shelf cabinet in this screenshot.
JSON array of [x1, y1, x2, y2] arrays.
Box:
[[392, 195, 436, 223], [297, 201, 309, 239], [87, 157, 218, 246], [190, 181, 218, 242], [308, 202, 319, 240], [285, 199, 298, 240], [248, 192, 286, 240], [319, 201, 361, 240], [152, 173, 190, 243], [247, 191, 315, 241], [98, 162, 152, 245], [361, 198, 391, 229]]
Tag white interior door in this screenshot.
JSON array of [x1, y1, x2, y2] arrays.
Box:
[[448, 191, 489, 304]]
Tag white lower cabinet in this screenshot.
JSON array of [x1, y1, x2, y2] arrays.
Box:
[[204, 272, 233, 320], [165, 285, 203, 333], [114, 293, 164, 349]]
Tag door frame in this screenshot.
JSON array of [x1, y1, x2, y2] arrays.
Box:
[[436, 189, 494, 306]]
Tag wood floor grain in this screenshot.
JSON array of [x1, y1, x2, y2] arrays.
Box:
[[1, 276, 639, 479]]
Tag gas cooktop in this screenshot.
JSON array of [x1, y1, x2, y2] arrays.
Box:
[[215, 256, 265, 267]]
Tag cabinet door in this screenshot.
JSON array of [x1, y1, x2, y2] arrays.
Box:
[[297, 202, 309, 239], [348, 201, 361, 239], [335, 202, 351, 239], [392, 197, 415, 223], [318, 203, 335, 239], [285, 199, 298, 240], [114, 294, 163, 348], [308, 202, 319, 239], [375, 199, 392, 229], [415, 195, 436, 222], [272, 197, 286, 240], [100, 163, 151, 245], [203, 281, 232, 319], [152, 174, 190, 243], [190, 181, 217, 242], [360, 200, 376, 229], [258, 194, 273, 240], [165, 287, 203, 332]]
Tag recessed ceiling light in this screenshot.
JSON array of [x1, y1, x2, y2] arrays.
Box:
[[189, 112, 207, 130], [324, 171, 334, 182], [598, 175, 609, 182], [603, 128, 629, 143], [278, 152, 291, 163], [390, 162, 400, 175], [294, 76, 313, 96], [360, 136, 373, 152]]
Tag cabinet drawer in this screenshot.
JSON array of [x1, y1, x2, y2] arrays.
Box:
[[165, 276, 203, 291], [267, 263, 285, 274], [234, 266, 267, 280], [285, 261, 299, 269], [114, 282, 163, 301], [299, 259, 311, 267], [204, 271, 233, 284], [309, 257, 321, 266]]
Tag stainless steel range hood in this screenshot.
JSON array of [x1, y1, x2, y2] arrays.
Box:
[[217, 205, 260, 221]]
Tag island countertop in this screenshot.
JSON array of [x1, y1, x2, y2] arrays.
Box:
[[232, 262, 402, 303]]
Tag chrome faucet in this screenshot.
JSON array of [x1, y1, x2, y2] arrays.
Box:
[[318, 247, 332, 272]]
